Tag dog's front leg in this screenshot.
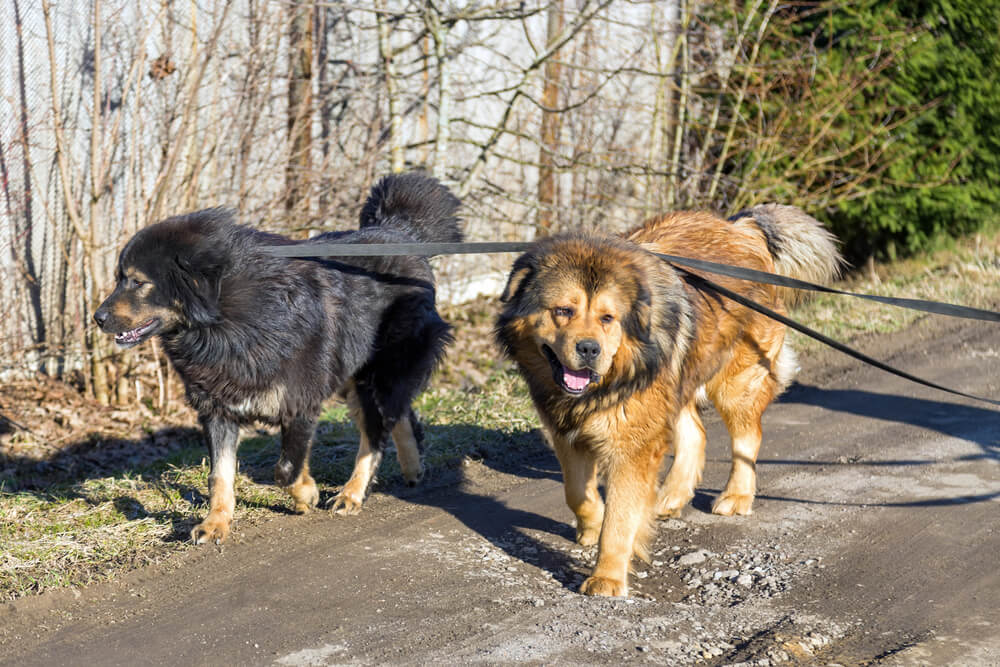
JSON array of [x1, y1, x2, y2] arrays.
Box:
[[579, 454, 658, 598], [275, 414, 319, 514], [551, 435, 604, 546], [191, 414, 239, 545]]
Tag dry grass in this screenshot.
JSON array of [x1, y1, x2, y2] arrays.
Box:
[[790, 230, 1000, 350], [0, 363, 542, 601]]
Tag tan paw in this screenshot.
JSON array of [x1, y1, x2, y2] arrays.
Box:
[[401, 464, 423, 487], [579, 575, 627, 597], [712, 492, 754, 516], [656, 491, 693, 518], [575, 524, 601, 547], [191, 512, 231, 545], [656, 500, 686, 519], [327, 491, 364, 516], [289, 479, 319, 515]]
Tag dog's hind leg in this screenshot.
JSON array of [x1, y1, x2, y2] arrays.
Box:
[[329, 381, 386, 515], [330, 309, 446, 512], [192, 414, 239, 545], [391, 408, 424, 486], [656, 400, 706, 518], [379, 312, 449, 486], [707, 338, 781, 516], [711, 412, 762, 516], [275, 414, 319, 514]]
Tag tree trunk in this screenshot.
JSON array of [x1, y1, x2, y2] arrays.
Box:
[[88, 0, 113, 404], [13, 0, 46, 354], [537, 0, 565, 237], [666, 0, 689, 208], [376, 0, 404, 173], [417, 34, 432, 166], [316, 3, 332, 212], [286, 1, 314, 226], [425, 7, 451, 181], [646, 1, 678, 216]]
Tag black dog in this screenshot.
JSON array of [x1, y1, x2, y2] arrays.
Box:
[[95, 173, 461, 544]]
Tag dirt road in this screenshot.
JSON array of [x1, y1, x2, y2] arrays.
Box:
[[2, 315, 999, 666]]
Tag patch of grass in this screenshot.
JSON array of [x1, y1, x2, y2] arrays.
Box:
[[0, 366, 542, 602], [0, 433, 302, 600], [415, 368, 542, 474], [1, 475, 188, 599]]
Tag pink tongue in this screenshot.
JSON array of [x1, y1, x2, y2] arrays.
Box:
[[562, 366, 591, 391]]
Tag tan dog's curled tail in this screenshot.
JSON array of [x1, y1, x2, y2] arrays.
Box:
[[729, 204, 844, 307]]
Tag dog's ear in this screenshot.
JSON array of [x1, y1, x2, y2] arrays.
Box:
[[500, 254, 537, 304], [171, 254, 223, 326], [623, 277, 653, 344]]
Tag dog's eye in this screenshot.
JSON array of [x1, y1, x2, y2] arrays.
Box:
[[127, 278, 145, 289], [600, 314, 615, 325], [552, 306, 574, 319]]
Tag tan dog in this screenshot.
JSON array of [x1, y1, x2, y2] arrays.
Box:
[[495, 206, 841, 596]]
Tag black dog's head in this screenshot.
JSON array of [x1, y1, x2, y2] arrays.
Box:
[[94, 209, 233, 347]]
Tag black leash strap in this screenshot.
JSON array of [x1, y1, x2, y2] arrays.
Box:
[[264, 241, 1000, 323], [654, 251, 1000, 323], [264, 241, 534, 258], [262, 239, 999, 406], [680, 269, 1000, 408]]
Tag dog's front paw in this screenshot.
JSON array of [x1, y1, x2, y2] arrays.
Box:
[[579, 575, 627, 597], [575, 524, 601, 546], [191, 512, 231, 545], [327, 491, 364, 516], [712, 492, 754, 516]]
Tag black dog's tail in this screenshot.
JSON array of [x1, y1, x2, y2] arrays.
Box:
[[359, 173, 463, 243]]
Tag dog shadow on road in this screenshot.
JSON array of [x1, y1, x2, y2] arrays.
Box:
[[758, 382, 1000, 507], [780, 382, 999, 460], [1, 424, 318, 542], [383, 422, 593, 592]]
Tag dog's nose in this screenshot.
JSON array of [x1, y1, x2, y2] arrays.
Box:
[[576, 339, 601, 363], [94, 309, 109, 328]]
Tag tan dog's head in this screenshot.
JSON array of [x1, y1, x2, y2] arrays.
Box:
[[496, 235, 666, 398], [94, 210, 232, 347]]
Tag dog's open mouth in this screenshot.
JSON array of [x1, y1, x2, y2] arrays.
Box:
[[542, 345, 599, 395], [114, 318, 160, 347]]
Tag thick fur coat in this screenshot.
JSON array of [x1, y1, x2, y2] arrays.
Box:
[[496, 206, 841, 596], [95, 173, 461, 543]]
